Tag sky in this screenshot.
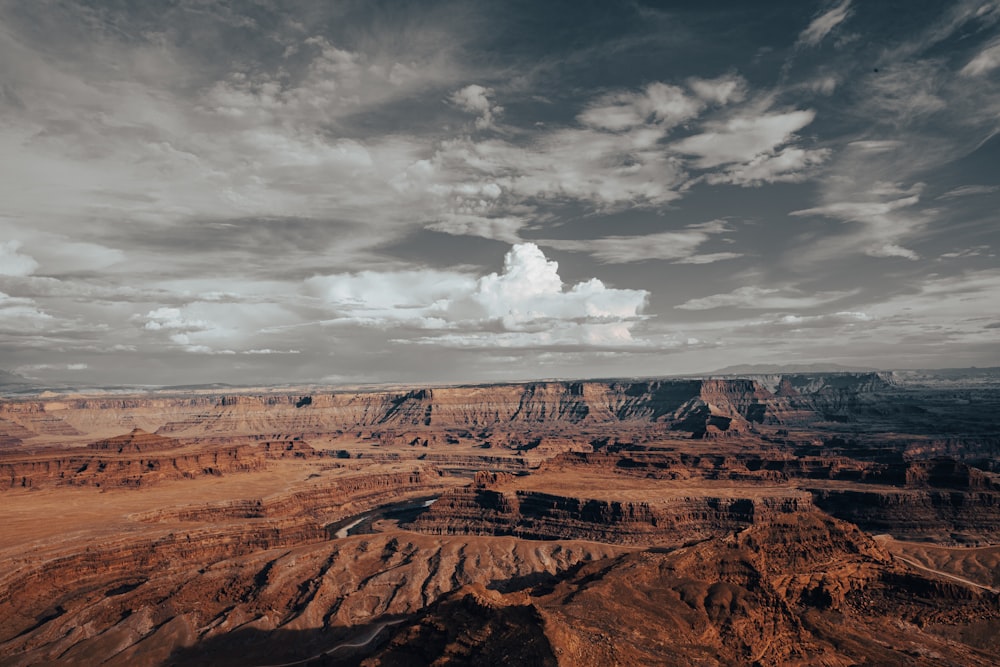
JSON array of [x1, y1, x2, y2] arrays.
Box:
[[1, 0, 998, 386]]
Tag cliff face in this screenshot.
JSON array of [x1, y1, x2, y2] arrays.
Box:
[[407, 471, 813, 546], [87, 428, 180, 453], [409, 486, 811, 545], [0, 373, 904, 446], [810, 488, 1000, 544], [0, 443, 268, 490], [547, 451, 1000, 489], [404, 453, 1000, 546]]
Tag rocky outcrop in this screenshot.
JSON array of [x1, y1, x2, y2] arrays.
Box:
[[87, 428, 180, 453], [531, 452, 1000, 544], [0, 443, 268, 490], [0, 533, 626, 667], [408, 478, 811, 546], [368, 512, 1000, 667], [810, 487, 1000, 544]]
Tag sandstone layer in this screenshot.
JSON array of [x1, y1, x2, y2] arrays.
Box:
[[367, 513, 1000, 667], [0, 372, 998, 665]]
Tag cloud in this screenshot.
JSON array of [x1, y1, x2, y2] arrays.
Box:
[[859, 62, 948, 124], [429, 126, 686, 211], [940, 245, 993, 259], [0, 241, 38, 276], [542, 220, 738, 264], [205, 35, 458, 126], [399, 322, 643, 350], [421, 77, 751, 218], [672, 271, 1000, 369], [131, 300, 300, 357], [16, 362, 89, 374], [895, 0, 1000, 62], [307, 243, 649, 346], [449, 84, 503, 129], [797, 1, 853, 48], [937, 184, 1000, 199], [676, 285, 854, 310], [425, 214, 525, 243], [790, 182, 926, 260], [0, 291, 52, 329], [138, 307, 211, 332], [386, 78, 720, 238], [0, 7, 471, 259], [841, 269, 1000, 350], [672, 110, 817, 168], [304, 269, 476, 327], [3, 1, 998, 381], [471, 243, 646, 329], [688, 75, 747, 105], [705, 146, 829, 186], [578, 82, 702, 131], [758, 311, 873, 329], [805, 76, 838, 95], [0, 226, 124, 276], [961, 40, 1000, 76], [674, 252, 745, 265], [846, 140, 904, 152]]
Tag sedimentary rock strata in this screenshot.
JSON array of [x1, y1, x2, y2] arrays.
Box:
[[0, 373, 921, 450], [0, 372, 998, 665], [1, 533, 626, 667], [367, 513, 1000, 666]]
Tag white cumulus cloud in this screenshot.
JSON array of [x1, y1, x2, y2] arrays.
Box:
[[306, 243, 649, 347]]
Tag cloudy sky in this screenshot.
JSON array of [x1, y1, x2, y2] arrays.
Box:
[[1, 0, 998, 386]]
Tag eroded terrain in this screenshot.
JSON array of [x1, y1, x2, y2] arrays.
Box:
[[1, 371, 999, 665]]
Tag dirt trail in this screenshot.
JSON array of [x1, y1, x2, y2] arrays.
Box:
[[893, 554, 1000, 594]]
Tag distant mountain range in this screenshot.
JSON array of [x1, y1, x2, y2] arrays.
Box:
[[707, 363, 880, 375]]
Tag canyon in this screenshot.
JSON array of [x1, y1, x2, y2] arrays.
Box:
[[1, 370, 999, 665]]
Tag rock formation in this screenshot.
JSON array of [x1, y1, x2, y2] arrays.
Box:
[[366, 513, 1000, 667], [0, 371, 998, 665], [0, 373, 929, 450]]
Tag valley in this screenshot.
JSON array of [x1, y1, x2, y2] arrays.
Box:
[[1, 371, 999, 665]]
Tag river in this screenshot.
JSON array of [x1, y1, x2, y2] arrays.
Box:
[[329, 496, 437, 539]]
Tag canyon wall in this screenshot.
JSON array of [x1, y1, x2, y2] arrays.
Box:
[[409, 483, 812, 546], [0, 373, 904, 447]]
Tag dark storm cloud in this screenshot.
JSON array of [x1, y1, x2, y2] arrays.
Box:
[[1, 0, 998, 385]]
